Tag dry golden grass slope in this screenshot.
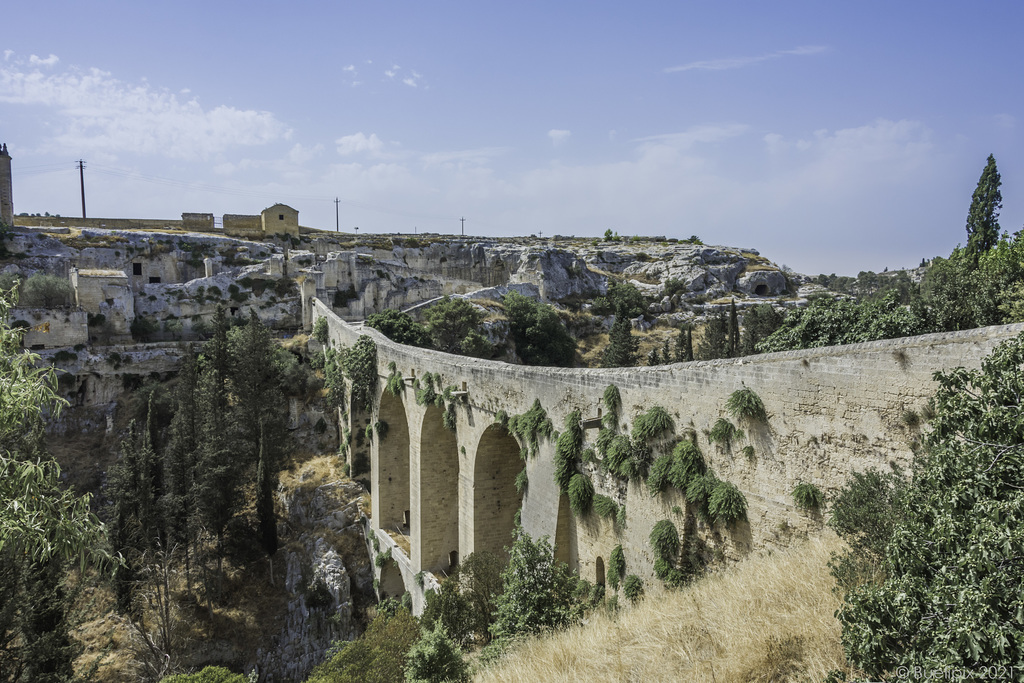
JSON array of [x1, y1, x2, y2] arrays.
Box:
[[477, 535, 853, 683]]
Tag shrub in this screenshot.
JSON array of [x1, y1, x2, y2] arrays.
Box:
[[649, 519, 680, 560], [603, 434, 634, 478], [726, 387, 768, 422], [647, 453, 673, 496], [668, 439, 705, 491], [707, 417, 740, 449], [385, 361, 403, 396], [515, 467, 528, 494], [709, 480, 747, 525], [602, 384, 621, 426], [404, 622, 470, 683], [491, 527, 583, 640], [312, 316, 329, 343], [622, 575, 644, 604], [553, 410, 583, 493], [593, 494, 619, 522], [160, 667, 246, 683], [792, 482, 824, 510], [307, 608, 420, 683], [685, 473, 718, 523], [608, 545, 626, 590], [442, 405, 457, 432], [21, 272, 71, 307], [568, 473, 594, 515], [507, 399, 553, 458], [901, 408, 920, 427], [366, 308, 432, 348], [631, 405, 675, 443]]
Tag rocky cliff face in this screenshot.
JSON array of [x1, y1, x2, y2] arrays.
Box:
[[257, 478, 374, 682]]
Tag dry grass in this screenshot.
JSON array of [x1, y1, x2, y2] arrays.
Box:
[[476, 536, 852, 683]]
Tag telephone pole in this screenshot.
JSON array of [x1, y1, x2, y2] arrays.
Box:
[[334, 197, 340, 232], [460, 216, 465, 236], [77, 160, 87, 218]]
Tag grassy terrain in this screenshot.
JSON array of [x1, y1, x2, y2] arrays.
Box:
[[476, 535, 852, 682]]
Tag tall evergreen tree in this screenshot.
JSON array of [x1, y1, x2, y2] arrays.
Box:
[[162, 350, 200, 594], [661, 337, 672, 364], [229, 311, 287, 470], [602, 304, 639, 368], [740, 303, 784, 356], [696, 310, 730, 360], [727, 299, 740, 357], [256, 423, 278, 565], [966, 154, 1002, 259], [674, 325, 693, 363], [646, 348, 660, 366]]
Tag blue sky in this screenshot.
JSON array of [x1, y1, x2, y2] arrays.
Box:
[[1, 1, 1020, 274]]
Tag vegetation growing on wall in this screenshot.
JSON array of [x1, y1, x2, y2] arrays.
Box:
[[707, 417, 740, 449], [507, 399, 554, 459], [384, 361, 403, 397], [726, 387, 768, 423], [792, 482, 824, 511], [553, 410, 583, 494]]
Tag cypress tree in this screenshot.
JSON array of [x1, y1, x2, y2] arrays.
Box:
[[697, 310, 730, 360], [646, 348, 660, 366], [602, 303, 639, 368], [256, 422, 278, 564], [966, 154, 1002, 259], [727, 299, 740, 358], [661, 337, 672, 364], [162, 349, 200, 594]]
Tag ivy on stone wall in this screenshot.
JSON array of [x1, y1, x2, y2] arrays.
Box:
[[553, 410, 583, 494]]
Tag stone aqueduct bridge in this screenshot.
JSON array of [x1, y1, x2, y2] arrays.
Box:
[[311, 299, 1022, 610]]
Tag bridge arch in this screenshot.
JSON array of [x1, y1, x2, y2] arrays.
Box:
[[375, 390, 410, 536], [415, 403, 460, 574], [469, 423, 522, 560]]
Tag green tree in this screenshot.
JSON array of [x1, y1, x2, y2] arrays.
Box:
[[19, 273, 71, 308], [0, 289, 107, 681], [307, 608, 420, 683], [592, 281, 647, 318], [727, 299, 740, 357], [739, 303, 783, 356], [696, 310, 729, 360], [424, 297, 486, 355], [404, 622, 469, 683], [366, 309, 432, 348], [838, 332, 1024, 672], [601, 304, 638, 368], [491, 527, 583, 640], [674, 325, 693, 362], [966, 153, 1002, 259], [502, 291, 576, 366], [160, 666, 247, 682]]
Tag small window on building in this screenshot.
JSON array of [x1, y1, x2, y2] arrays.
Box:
[[132, 263, 143, 276], [279, 214, 284, 220], [149, 276, 161, 284]]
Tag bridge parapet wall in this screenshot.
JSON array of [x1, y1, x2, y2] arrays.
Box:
[[312, 298, 1024, 599]]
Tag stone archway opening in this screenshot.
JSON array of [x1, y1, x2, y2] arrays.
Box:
[[376, 391, 410, 536], [472, 424, 523, 561], [378, 560, 404, 600], [754, 283, 769, 296], [596, 556, 606, 587], [418, 403, 460, 574]]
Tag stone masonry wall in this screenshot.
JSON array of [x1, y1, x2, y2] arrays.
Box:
[[313, 298, 1024, 602]]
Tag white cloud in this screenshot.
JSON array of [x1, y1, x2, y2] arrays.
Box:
[[343, 65, 356, 72], [335, 132, 384, 156], [548, 129, 571, 146], [420, 147, 508, 169], [633, 124, 749, 151], [665, 45, 826, 73], [402, 78, 418, 88], [384, 69, 396, 79], [0, 60, 290, 160], [29, 54, 59, 67], [3, 51, 13, 62]]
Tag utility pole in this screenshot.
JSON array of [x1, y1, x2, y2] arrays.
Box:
[[77, 160, 87, 218], [460, 216, 465, 236], [334, 197, 340, 232]]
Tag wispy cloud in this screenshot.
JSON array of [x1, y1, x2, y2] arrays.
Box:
[[633, 123, 749, 149], [0, 55, 290, 160], [665, 45, 826, 73], [548, 129, 571, 146]]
